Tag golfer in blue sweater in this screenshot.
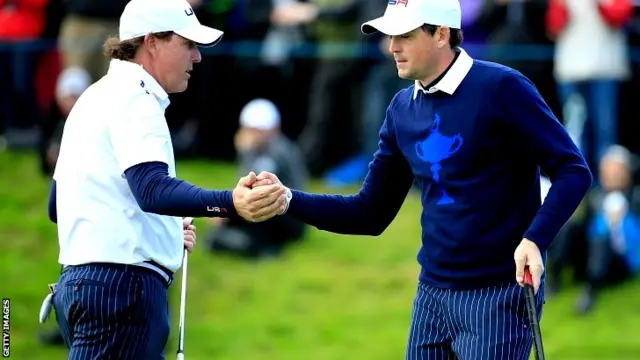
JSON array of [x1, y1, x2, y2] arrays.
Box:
[[260, 0, 592, 358]]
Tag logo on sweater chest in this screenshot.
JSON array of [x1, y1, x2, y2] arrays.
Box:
[[415, 113, 464, 205]]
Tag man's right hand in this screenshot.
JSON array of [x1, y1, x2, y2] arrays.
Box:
[[232, 172, 287, 222]]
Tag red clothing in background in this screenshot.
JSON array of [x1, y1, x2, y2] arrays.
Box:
[[0, 0, 50, 40], [546, 0, 633, 38]]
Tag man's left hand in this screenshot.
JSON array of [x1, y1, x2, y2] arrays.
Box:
[[183, 217, 196, 253], [514, 238, 544, 294]]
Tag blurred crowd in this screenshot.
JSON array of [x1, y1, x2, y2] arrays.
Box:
[[3, 1, 640, 345]]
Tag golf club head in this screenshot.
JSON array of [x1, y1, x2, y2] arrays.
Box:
[[177, 353, 184, 360], [38, 293, 53, 323]]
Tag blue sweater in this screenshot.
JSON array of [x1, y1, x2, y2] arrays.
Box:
[[287, 59, 592, 289]]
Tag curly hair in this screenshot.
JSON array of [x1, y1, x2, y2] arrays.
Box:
[[103, 32, 174, 61]]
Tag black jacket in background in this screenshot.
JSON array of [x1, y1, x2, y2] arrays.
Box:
[[476, 0, 551, 80], [63, 0, 130, 20]]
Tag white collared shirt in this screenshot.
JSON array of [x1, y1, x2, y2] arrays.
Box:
[[413, 47, 474, 99], [53, 59, 184, 273]]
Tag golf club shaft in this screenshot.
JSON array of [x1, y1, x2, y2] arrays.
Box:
[[177, 248, 188, 358], [524, 268, 545, 360]]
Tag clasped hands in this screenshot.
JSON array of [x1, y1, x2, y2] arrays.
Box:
[[232, 171, 287, 222]]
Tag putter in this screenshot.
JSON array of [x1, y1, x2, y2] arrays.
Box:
[[177, 219, 195, 359], [177, 247, 188, 360], [524, 267, 545, 360]]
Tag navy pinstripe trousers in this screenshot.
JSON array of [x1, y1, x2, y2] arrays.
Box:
[[405, 281, 544, 360], [53, 263, 171, 360]]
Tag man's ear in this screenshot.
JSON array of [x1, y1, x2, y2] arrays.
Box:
[[143, 33, 157, 53], [437, 26, 450, 49]]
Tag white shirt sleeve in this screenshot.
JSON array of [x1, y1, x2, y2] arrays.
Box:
[[108, 92, 172, 175]]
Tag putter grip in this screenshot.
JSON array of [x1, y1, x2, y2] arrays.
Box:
[[524, 268, 534, 286]]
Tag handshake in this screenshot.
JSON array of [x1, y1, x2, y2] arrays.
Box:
[[231, 171, 290, 222]]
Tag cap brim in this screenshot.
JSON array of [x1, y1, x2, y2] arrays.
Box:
[[175, 25, 224, 47], [361, 16, 422, 36]]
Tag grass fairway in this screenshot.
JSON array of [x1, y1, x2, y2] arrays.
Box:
[[1, 150, 638, 359]]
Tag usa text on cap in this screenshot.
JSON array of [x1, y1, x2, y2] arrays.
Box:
[[119, 0, 224, 47]]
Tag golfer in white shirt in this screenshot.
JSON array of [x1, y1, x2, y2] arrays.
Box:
[[48, 0, 289, 358]]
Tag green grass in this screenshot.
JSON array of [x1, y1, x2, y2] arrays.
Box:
[[1, 150, 639, 359]]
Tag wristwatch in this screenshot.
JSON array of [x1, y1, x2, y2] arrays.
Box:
[[281, 187, 293, 215]]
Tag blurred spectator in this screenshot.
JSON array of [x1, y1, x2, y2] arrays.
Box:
[[576, 145, 640, 314], [252, 0, 316, 68], [546, 192, 591, 296], [323, 38, 408, 187], [184, 0, 311, 161], [206, 99, 308, 259], [38, 66, 91, 175], [322, 0, 407, 187], [474, 0, 566, 120], [476, 0, 552, 85], [296, 0, 374, 176], [0, 0, 50, 147], [227, 0, 316, 141], [57, 0, 128, 82], [546, 0, 633, 178], [164, 0, 221, 157], [541, 0, 635, 282]]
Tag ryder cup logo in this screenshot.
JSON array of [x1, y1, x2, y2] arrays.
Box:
[[388, 0, 408, 6]]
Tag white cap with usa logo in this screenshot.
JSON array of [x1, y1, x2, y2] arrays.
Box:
[[119, 0, 224, 47], [361, 0, 461, 36]]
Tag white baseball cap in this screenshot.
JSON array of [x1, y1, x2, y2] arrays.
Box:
[[239, 99, 281, 131], [361, 0, 461, 36], [56, 67, 91, 98], [119, 0, 224, 47]]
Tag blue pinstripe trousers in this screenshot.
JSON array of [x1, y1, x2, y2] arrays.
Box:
[[405, 281, 544, 360], [52, 263, 171, 360]]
